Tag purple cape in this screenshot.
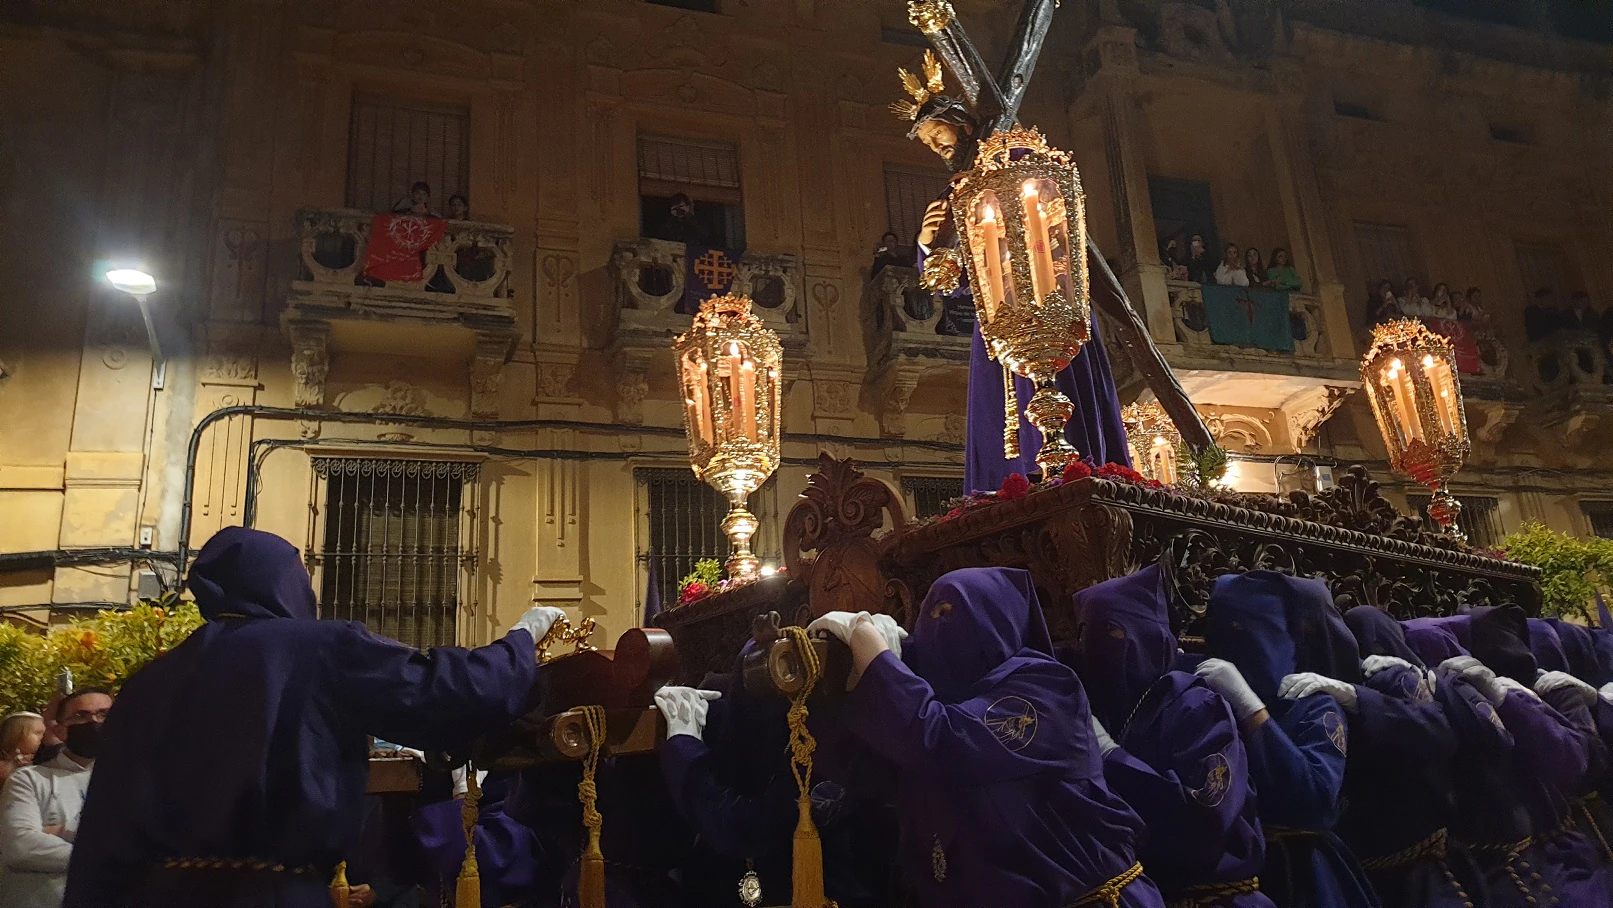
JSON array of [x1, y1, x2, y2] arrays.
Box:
[[64, 527, 539, 908], [1344, 606, 1424, 667], [1402, 619, 1467, 666], [1546, 618, 1608, 686], [1526, 618, 1571, 674], [843, 567, 1163, 907], [1073, 566, 1273, 906]]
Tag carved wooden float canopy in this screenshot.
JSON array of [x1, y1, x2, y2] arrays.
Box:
[[658, 456, 1541, 680]]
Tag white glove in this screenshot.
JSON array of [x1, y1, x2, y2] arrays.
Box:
[[1600, 682, 1613, 705], [806, 611, 871, 646], [1091, 716, 1118, 756], [653, 686, 722, 741], [1278, 672, 1359, 712], [1195, 658, 1266, 721], [1439, 656, 1496, 692], [1362, 655, 1417, 678], [511, 606, 567, 643], [1535, 670, 1598, 706], [1485, 675, 1539, 706], [864, 613, 909, 661]]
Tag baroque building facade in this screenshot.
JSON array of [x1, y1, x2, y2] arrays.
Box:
[[1, 0, 1610, 641]]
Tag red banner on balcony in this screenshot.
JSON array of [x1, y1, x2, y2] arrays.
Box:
[[363, 214, 446, 282]]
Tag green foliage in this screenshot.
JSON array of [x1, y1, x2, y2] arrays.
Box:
[[678, 558, 724, 596], [1174, 443, 1230, 492], [0, 598, 205, 716], [1500, 521, 1613, 621]]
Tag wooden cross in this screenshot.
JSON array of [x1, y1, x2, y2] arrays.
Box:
[[908, 0, 1216, 452]]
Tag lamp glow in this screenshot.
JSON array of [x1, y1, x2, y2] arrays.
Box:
[[106, 269, 156, 297]]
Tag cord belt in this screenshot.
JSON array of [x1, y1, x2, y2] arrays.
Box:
[[1360, 827, 1449, 871], [1164, 876, 1260, 908], [1068, 862, 1146, 908]]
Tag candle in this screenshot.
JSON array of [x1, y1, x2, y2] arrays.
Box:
[[1022, 181, 1057, 303], [687, 358, 713, 444], [738, 359, 757, 441], [979, 204, 1007, 322], [726, 343, 744, 441]]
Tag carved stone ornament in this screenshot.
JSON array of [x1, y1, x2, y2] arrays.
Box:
[[371, 381, 430, 417], [536, 363, 578, 400], [812, 380, 855, 418]]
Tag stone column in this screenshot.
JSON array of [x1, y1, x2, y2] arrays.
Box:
[[1263, 89, 1352, 358]]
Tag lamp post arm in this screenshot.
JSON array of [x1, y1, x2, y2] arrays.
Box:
[[134, 294, 163, 363]]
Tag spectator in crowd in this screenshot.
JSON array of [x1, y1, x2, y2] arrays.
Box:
[[1215, 242, 1249, 287], [1265, 247, 1302, 292], [1242, 246, 1268, 288], [872, 231, 911, 277], [1372, 281, 1403, 323], [1429, 283, 1457, 319], [391, 181, 439, 217], [0, 689, 111, 908], [1456, 287, 1484, 322], [1523, 287, 1558, 341], [1398, 277, 1431, 317], [1161, 236, 1189, 280], [447, 193, 469, 220], [1187, 234, 1215, 284], [0, 713, 45, 790], [654, 192, 717, 247], [1567, 291, 1598, 334]]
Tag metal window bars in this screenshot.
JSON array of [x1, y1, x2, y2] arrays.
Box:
[[902, 474, 965, 519], [1408, 493, 1504, 549], [636, 467, 779, 610]]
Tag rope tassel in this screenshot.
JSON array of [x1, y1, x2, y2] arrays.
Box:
[[328, 861, 349, 908], [782, 625, 837, 908], [457, 765, 481, 908], [578, 705, 608, 908]]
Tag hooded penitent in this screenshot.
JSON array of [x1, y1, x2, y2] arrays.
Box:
[[1401, 619, 1468, 666], [1547, 619, 1609, 687], [64, 527, 540, 908], [1344, 606, 1423, 667], [842, 567, 1163, 908], [1456, 605, 1538, 684], [1070, 564, 1178, 730], [1526, 618, 1571, 674]]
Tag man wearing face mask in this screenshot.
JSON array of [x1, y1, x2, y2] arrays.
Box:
[[0, 687, 112, 907]]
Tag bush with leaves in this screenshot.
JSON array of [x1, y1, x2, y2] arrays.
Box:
[[0, 600, 204, 716], [1500, 521, 1613, 621]]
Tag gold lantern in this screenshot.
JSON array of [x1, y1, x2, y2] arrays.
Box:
[[674, 293, 783, 582], [1122, 402, 1181, 485], [950, 126, 1091, 476], [1360, 319, 1471, 537]]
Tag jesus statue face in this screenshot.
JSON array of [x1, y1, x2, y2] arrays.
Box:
[[914, 119, 964, 164]]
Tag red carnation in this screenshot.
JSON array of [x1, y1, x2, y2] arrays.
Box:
[[1097, 462, 1146, 484], [999, 472, 1032, 501], [677, 582, 711, 606], [1061, 461, 1094, 483]]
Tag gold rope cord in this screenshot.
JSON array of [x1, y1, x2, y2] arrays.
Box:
[[328, 861, 349, 908], [781, 625, 836, 908], [1069, 861, 1145, 908], [577, 704, 608, 908], [455, 764, 482, 907], [1003, 364, 1020, 460]]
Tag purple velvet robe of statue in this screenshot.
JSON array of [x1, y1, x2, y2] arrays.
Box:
[[1204, 572, 1381, 908], [1070, 566, 1272, 907], [64, 527, 540, 908], [838, 567, 1164, 908]]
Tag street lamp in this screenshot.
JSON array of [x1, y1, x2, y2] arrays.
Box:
[[105, 268, 164, 388]]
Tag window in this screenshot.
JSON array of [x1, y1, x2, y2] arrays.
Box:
[[312, 459, 478, 649], [1582, 502, 1613, 539], [903, 475, 963, 519], [1406, 493, 1504, 549], [636, 468, 778, 611], [1514, 240, 1574, 302], [884, 166, 950, 251], [1352, 222, 1417, 290], [1333, 100, 1378, 121], [346, 94, 470, 214], [638, 135, 745, 249], [1148, 177, 1218, 272]]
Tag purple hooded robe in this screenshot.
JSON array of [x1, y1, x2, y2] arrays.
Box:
[[1547, 618, 1613, 856], [1203, 572, 1381, 908], [838, 567, 1164, 908], [1071, 565, 1274, 908], [64, 527, 539, 908]]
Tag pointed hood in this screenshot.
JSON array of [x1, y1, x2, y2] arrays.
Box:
[[1345, 605, 1423, 667], [1458, 605, 1537, 684], [1402, 618, 1468, 665], [186, 526, 318, 622], [1070, 564, 1176, 729], [1526, 618, 1570, 674], [904, 567, 1054, 703], [1549, 619, 1610, 686], [1206, 571, 1358, 703]]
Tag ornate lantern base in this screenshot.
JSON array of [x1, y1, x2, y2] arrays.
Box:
[[1425, 483, 1465, 542], [1024, 381, 1077, 477], [720, 495, 762, 582]]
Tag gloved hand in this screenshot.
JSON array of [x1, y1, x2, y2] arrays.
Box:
[[1091, 716, 1118, 756], [1484, 675, 1539, 706], [807, 611, 871, 646], [1439, 655, 1496, 692], [1600, 682, 1613, 704], [1195, 658, 1266, 721], [511, 606, 567, 644], [654, 686, 723, 741], [864, 613, 909, 661], [1362, 654, 1418, 678], [1278, 672, 1359, 712], [1535, 670, 1598, 706]]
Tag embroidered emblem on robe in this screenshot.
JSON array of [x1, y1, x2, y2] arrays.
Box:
[[1323, 709, 1347, 755], [984, 695, 1039, 752], [1477, 700, 1506, 733], [1191, 752, 1232, 807]]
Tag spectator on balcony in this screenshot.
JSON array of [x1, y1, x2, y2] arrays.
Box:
[[1187, 234, 1215, 284], [1428, 283, 1457, 320], [391, 181, 440, 218], [1455, 287, 1485, 323], [1243, 246, 1268, 288], [1214, 243, 1248, 287], [1524, 287, 1560, 341], [872, 231, 912, 277], [652, 192, 718, 248], [1397, 278, 1431, 318], [1161, 236, 1190, 280], [1566, 291, 1598, 335], [447, 193, 469, 221], [1265, 247, 1302, 292], [1372, 281, 1403, 324]]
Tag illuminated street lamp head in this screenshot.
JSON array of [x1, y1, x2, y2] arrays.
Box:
[[106, 269, 156, 297]]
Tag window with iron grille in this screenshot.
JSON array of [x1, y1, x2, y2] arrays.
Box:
[[346, 94, 471, 214], [638, 135, 745, 249], [1513, 240, 1575, 301], [903, 475, 963, 519], [1582, 502, 1613, 540], [1406, 493, 1504, 549], [1352, 222, 1418, 291], [311, 459, 478, 649], [636, 468, 778, 613], [883, 166, 950, 249]]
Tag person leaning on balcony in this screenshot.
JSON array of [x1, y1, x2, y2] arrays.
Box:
[[391, 180, 440, 217], [1214, 242, 1249, 287], [63, 526, 565, 908], [1398, 278, 1432, 318], [1266, 247, 1303, 292], [1187, 233, 1216, 284], [1429, 283, 1457, 320], [447, 193, 469, 221], [1243, 246, 1269, 288]]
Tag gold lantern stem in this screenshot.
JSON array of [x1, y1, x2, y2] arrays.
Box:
[[1426, 483, 1465, 542], [721, 491, 762, 582], [1025, 379, 1078, 477]]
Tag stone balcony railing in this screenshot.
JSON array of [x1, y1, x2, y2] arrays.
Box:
[[1167, 279, 1326, 357], [292, 208, 516, 324], [865, 265, 974, 438]]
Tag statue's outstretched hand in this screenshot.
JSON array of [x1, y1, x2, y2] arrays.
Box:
[[916, 199, 950, 249]]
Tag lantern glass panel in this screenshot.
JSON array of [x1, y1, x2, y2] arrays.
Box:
[[967, 190, 1014, 324], [1379, 357, 1422, 445], [719, 340, 759, 443], [682, 351, 714, 445], [1425, 356, 1460, 437], [1023, 177, 1074, 307]]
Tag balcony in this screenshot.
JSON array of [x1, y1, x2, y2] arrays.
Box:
[[1520, 330, 1613, 447], [608, 238, 803, 423], [1167, 280, 1329, 360], [865, 265, 972, 438]]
